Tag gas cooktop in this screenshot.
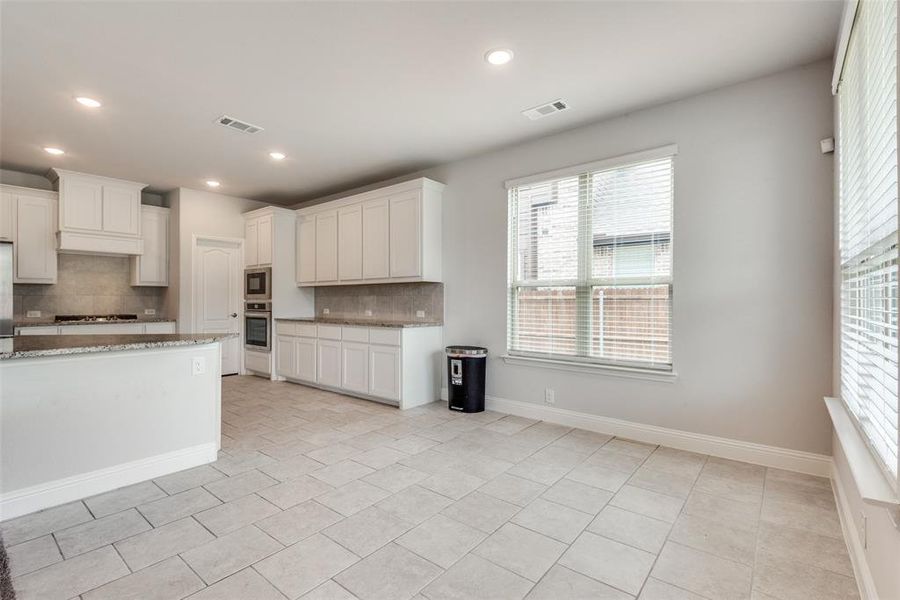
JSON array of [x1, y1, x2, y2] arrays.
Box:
[[54, 314, 139, 323]]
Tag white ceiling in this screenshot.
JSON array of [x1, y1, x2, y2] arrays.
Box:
[[0, 1, 841, 204]]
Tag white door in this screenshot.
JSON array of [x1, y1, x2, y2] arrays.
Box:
[[297, 337, 317, 382], [369, 344, 401, 401], [245, 219, 259, 267], [342, 341, 369, 393], [276, 335, 297, 378], [194, 237, 242, 375], [317, 339, 341, 387], [15, 195, 57, 283], [362, 198, 389, 280], [258, 215, 273, 266], [315, 211, 338, 283], [296, 216, 316, 284], [102, 184, 140, 235], [0, 191, 14, 241], [338, 204, 363, 282], [389, 191, 422, 278]]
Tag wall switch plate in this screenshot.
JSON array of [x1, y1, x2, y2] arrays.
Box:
[[26, 310, 41, 318], [416, 310, 426, 318], [364, 309, 373, 316], [144, 308, 156, 315], [191, 357, 206, 376], [545, 389, 556, 404], [323, 308, 330, 315]]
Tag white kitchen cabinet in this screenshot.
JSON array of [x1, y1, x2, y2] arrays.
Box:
[[341, 341, 369, 393], [244, 213, 274, 267], [362, 198, 389, 280], [143, 321, 176, 334], [338, 204, 362, 282], [296, 337, 317, 382], [317, 338, 342, 387], [245, 218, 259, 267], [15, 326, 58, 336], [15, 193, 57, 284], [257, 215, 273, 266], [131, 206, 169, 286], [315, 211, 338, 283], [59, 323, 143, 334], [276, 335, 297, 378], [369, 344, 401, 402], [50, 170, 146, 255], [295, 178, 443, 286], [0, 190, 14, 241], [296, 215, 316, 284]]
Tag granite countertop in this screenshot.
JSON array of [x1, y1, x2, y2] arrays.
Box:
[[0, 333, 237, 360], [276, 317, 443, 328], [15, 318, 176, 328]]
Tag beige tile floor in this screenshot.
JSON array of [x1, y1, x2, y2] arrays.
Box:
[[4, 375, 859, 600]]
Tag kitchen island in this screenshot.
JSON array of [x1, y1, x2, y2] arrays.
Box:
[[0, 333, 234, 520]]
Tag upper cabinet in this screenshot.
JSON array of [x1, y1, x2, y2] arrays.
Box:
[[0, 185, 58, 284], [295, 178, 443, 286], [130, 205, 169, 286], [244, 213, 273, 267], [50, 169, 147, 256]]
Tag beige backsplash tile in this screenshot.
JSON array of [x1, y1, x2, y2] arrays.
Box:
[[315, 282, 443, 322]]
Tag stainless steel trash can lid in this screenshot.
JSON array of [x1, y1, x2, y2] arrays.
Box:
[[446, 346, 488, 357]]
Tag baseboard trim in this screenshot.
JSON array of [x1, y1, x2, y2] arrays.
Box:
[[832, 460, 878, 600], [0, 443, 218, 521], [440, 389, 831, 477]]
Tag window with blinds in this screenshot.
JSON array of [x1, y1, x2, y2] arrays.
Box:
[[507, 147, 674, 371], [837, 0, 898, 483]]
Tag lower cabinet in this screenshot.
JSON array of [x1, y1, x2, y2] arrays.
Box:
[[341, 341, 369, 393], [296, 337, 317, 381], [15, 321, 176, 335], [317, 339, 342, 387], [275, 336, 297, 378], [369, 344, 401, 402]]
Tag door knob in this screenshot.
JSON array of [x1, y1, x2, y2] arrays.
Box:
[[230, 313, 238, 318]]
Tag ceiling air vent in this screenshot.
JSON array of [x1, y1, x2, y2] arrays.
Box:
[[521, 99, 570, 121], [215, 115, 264, 134]]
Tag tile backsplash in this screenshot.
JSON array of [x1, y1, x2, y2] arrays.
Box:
[[315, 282, 443, 322], [13, 254, 165, 318]]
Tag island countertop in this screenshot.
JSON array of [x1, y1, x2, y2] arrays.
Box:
[[0, 333, 237, 360]]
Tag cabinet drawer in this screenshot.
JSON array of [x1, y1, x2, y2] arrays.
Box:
[[317, 324, 342, 340], [245, 350, 271, 374], [275, 321, 297, 336], [342, 326, 369, 343], [297, 323, 317, 337], [369, 327, 401, 346]]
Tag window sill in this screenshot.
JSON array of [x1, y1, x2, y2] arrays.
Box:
[[825, 397, 899, 510], [500, 354, 677, 383]]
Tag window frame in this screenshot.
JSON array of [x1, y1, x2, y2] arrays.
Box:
[[505, 145, 677, 374]]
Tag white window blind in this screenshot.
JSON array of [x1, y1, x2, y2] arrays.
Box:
[[838, 0, 899, 483], [507, 149, 674, 371]]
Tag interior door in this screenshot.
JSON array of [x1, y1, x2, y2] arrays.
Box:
[[194, 237, 242, 375]]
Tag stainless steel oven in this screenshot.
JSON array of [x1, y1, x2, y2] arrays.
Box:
[[244, 302, 271, 351], [244, 267, 271, 301]]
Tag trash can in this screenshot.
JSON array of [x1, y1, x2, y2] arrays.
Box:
[[446, 346, 488, 413]]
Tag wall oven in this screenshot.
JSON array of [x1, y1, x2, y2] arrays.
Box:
[[245, 267, 272, 301], [244, 302, 271, 351]]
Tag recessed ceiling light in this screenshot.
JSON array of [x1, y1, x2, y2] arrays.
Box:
[[206, 180, 221, 188], [44, 147, 65, 155], [269, 152, 286, 161], [75, 96, 102, 108], [485, 48, 514, 65]]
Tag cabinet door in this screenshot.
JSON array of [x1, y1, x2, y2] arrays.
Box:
[[389, 191, 422, 278], [143, 322, 176, 334], [296, 337, 317, 382], [134, 207, 168, 285], [317, 338, 342, 387], [315, 210, 338, 283], [276, 335, 297, 378], [61, 323, 143, 334], [16, 326, 59, 335], [257, 215, 273, 266], [369, 344, 401, 402], [296, 216, 316, 284], [102, 184, 140, 235], [362, 198, 389, 280], [15, 195, 57, 283], [0, 191, 14, 241], [245, 219, 259, 267], [61, 177, 103, 231], [338, 204, 363, 281], [342, 341, 369, 393]]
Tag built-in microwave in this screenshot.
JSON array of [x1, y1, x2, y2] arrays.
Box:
[[245, 267, 271, 301]]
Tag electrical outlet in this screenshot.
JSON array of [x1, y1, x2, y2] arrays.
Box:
[[26, 310, 41, 318], [365, 309, 373, 317], [144, 308, 156, 315], [323, 308, 330, 315], [859, 511, 868, 549], [545, 388, 555, 404], [191, 357, 206, 376], [416, 310, 426, 318]]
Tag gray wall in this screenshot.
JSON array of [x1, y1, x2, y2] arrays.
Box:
[[300, 60, 836, 455]]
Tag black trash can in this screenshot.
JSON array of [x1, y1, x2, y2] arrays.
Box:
[[446, 346, 488, 413]]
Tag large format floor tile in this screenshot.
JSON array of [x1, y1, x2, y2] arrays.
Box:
[[7, 376, 860, 600]]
